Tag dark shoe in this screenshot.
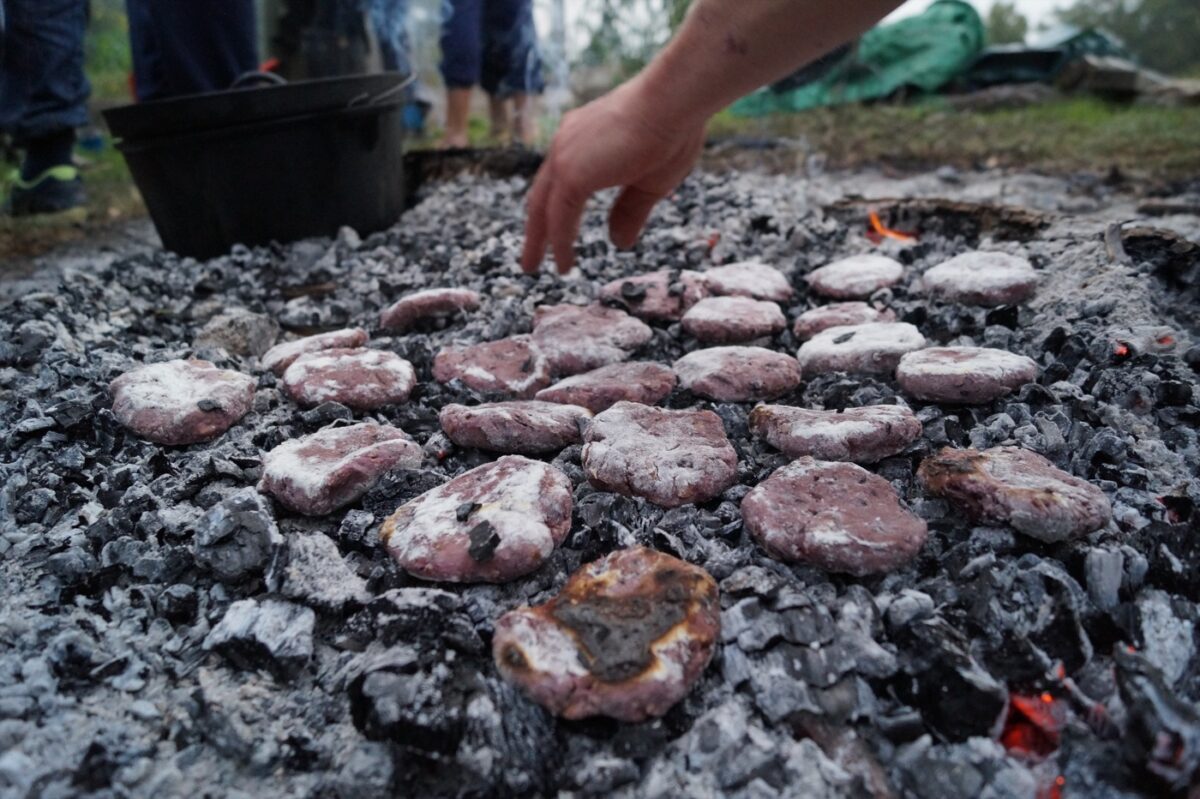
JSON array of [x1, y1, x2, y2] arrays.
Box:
[[6, 165, 86, 217]]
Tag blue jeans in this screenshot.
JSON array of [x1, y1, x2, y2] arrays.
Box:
[[440, 0, 544, 97], [125, 0, 258, 102], [0, 0, 89, 144]]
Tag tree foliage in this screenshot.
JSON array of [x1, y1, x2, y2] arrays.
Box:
[[579, 0, 691, 77], [1054, 0, 1200, 76], [985, 1, 1028, 45]]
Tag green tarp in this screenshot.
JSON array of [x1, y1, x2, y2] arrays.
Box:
[[731, 0, 985, 116]]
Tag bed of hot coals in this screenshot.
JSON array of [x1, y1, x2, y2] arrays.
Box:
[[1, 164, 1198, 799]]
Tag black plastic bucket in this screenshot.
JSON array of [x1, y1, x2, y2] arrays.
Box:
[[104, 74, 408, 260]]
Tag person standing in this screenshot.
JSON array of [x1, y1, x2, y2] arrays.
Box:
[[125, 0, 258, 102], [0, 0, 90, 216], [440, 0, 544, 148]]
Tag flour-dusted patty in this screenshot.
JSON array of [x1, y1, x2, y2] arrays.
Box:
[[673, 346, 802, 402], [281, 348, 415, 410], [531, 303, 653, 376], [797, 322, 926, 375], [439, 401, 592, 455], [599, 269, 709, 321], [805, 254, 904, 300], [379, 288, 481, 332], [917, 446, 1112, 542], [793, 302, 896, 341], [493, 546, 720, 722], [749, 404, 922, 463], [110, 359, 256, 446], [432, 335, 552, 398], [261, 328, 369, 375], [742, 458, 928, 576], [921, 251, 1038, 306], [582, 402, 738, 508], [258, 422, 423, 516], [680, 296, 787, 344], [701, 261, 793, 302], [381, 456, 573, 583], [535, 362, 677, 413], [896, 347, 1038, 404]]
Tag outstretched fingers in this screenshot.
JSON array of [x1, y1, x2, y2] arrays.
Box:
[[547, 180, 586, 274], [520, 164, 554, 273], [608, 185, 661, 251]]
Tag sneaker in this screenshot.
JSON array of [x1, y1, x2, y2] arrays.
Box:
[[6, 165, 86, 217]]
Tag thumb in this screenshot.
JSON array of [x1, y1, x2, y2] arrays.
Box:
[[608, 186, 661, 251]]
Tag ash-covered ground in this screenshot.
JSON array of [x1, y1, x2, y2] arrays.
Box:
[[1, 160, 1199, 799]]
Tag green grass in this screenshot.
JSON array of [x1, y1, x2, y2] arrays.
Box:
[[707, 97, 1200, 178]]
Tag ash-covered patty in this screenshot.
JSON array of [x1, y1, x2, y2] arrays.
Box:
[[742, 458, 928, 576], [750, 404, 922, 463], [598, 269, 709, 321], [917, 446, 1112, 542], [797, 322, 926, 375], [258, 422, 423, 516], [896, 346, 1038, 404], [582, 402, 738, 508], [673, 346, 802, 402], [379, 288, 481, 332], [680, 296, 787, 344], [493, 546, 720, 722], [531, 303, 652, 375], [701, 260, 793, 301], [261, 328, 369, 375], [535, 362, 677, 413], [921, 251, 1038, 306], [110, 358, 256, 445], [439, 401, 592, 455], [281, 348, 415, 410], [793, 302, 896, 341], [381, 455, 573, 583], [432, 335, 552, 398], [805, 254, 905, 299]]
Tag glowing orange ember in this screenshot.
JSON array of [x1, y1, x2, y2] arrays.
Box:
[[1001, 693, 1064, 759], [1113, 343, 1130, 357], [867, 211, 917, 244], [1157, 334, 1175, 346]]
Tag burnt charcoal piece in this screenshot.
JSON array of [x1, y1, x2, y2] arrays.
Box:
[[680, 297, 787, 344], [439, 401, 592, 455], [279, 531, 370, 610], [749, 404, 922, 463], [921, 251, 1038, 306], [202, 597, 315, 680], [1114, 647, 1200, 792], [805, 254, 904, 299], [530, 304, 653, 375], [535, 362, 677, 413], [741, 458, 928, 575], [598, 269, 709, 321], [793, 302, 897, 341], [109, 359, 256, 445], [582, 402, 738, 508], [493, 546, 720, 721], [896, 346, 1038, 404], [193, 487, 285, 583], [261, 327, 369, 375], [917, 446, 1112, 542], [797, 322, 926, 375], [258, 422, 423, 516], [673, 346, 802, 402], [379, 288, 481, 331], [381, 456, 573, 582], [432, 335, 552, 398], [701, 260, 794, 301], [194, 308, 280, 357], [281, 348, 416, 410]]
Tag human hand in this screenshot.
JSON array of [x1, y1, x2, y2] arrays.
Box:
[[520, 77, 707, 274]]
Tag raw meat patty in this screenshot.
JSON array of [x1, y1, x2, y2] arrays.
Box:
[[535, 362, 677, 413], [797, 322, 926, 375], [531, 303, 652, 375], [380, 288, 481, 331], [110, 359, 256, 445], [896, 346, 1038, 404], [681, 297, 787, 344], [749, 404, 922, 463], [432, 335, 553, 398], [806, 254, 904, 299], [281, 348, 415, 410], [439, 401, 592, 454], [261, 328, 369, 375], [674, 346, 802, 402]]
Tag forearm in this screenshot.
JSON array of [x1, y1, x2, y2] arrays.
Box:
[[631, 0, 903, 128]]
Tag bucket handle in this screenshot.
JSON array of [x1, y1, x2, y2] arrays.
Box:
[[346, 73, 417, 108], [231, 71, 288, 90]]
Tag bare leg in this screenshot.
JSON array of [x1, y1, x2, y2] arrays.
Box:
[[511, 93, 538, 146], [441, 87, 472, 149], [488, 94, 511, 145]]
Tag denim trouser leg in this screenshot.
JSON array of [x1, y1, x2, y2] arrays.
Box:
[[126, 0, 258, 102], [0, 0, 89, 144], [440, 0, 483, 90], [481, 0, 543, 97]]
